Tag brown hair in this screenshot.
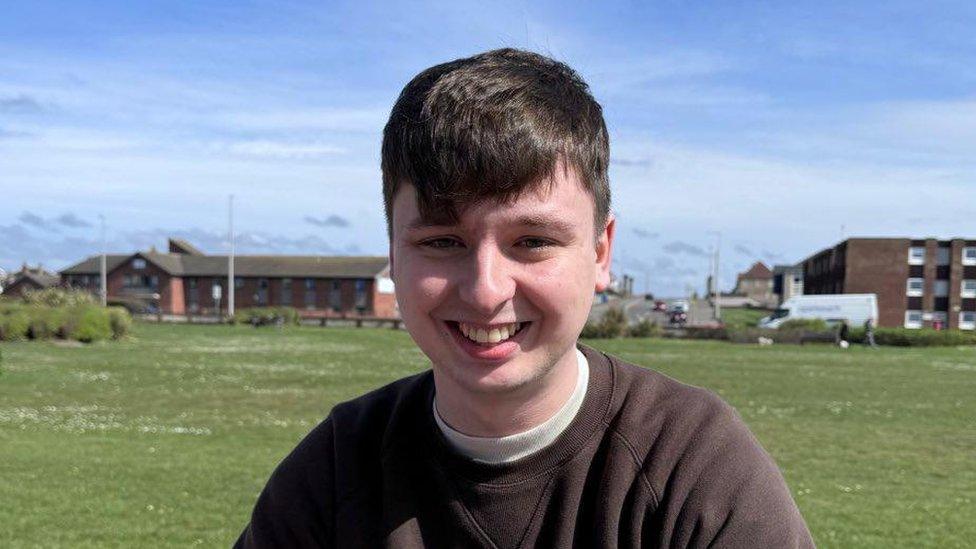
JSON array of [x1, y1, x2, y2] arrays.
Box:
[[381, 48, 610, 237]]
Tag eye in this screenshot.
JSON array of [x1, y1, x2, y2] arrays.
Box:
[[517, 237, 553, 250], [420, 237, 464, 249]]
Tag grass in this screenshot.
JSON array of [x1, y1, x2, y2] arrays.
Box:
[[1, 323, 974, 548]]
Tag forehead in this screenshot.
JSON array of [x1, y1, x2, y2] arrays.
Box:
[[392, 173, 595, 234]]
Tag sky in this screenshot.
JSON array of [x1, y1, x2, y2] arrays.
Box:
[[2, 0, 974, 296]]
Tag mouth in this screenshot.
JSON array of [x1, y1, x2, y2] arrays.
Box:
[[444, 320, 532, 361]]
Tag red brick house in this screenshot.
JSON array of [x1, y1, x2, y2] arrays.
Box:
[[1, 264, 60, 298], [59, 238, 398, 318], [732, 261, 775, 307]]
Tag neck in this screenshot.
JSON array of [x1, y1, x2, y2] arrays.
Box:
[[434, 347, 580, 437]]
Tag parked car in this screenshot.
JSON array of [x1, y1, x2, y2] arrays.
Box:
[[653, 300, 667, 311], [669, 300, 690, 313], [669, 309, 688, 326]]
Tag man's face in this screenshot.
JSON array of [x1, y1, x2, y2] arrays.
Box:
[[389, 168, 614, 398]]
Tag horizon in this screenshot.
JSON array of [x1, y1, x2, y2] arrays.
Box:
[[2, 1, 974, 295]]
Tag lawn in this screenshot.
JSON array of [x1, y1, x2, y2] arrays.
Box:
[[1, 323, 974, 548]]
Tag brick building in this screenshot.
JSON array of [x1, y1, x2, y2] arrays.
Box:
[[800, 238, 976, 330], [59, 238, 398, 318], [732, 262, 775, 307]]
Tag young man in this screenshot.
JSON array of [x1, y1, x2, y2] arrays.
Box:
[[236, 49, 814, 548]]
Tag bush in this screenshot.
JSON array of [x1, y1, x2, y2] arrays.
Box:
[[21, 287, 97, 307], [26, 306, 66, 340], [0, 302, 124, 343], [0, 309, 30, 341], [581, 307, 628, 339], [628, 318, 662, 338], [873, 328, 976, 347], [231, 307, 300, 327], [107, 307, 132, 339], [71, 306, 113, 343]]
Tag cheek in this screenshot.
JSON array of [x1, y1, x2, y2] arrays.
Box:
[[395, 264, 451, 312], [525, 258, 595, 309]]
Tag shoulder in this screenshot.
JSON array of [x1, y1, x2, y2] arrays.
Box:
[[235, 371, 433, 548], [599, 350, 737, 455], [596, 351, 813, 547]]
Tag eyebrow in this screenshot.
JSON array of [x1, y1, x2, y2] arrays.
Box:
[[404, 214, 577, 234]]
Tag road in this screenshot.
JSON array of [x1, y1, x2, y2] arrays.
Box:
[[589, 296, 717, 327]]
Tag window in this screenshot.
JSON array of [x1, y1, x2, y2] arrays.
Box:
[[281, 278, 292, 305], [355, 279, 367, 310], [304, 279, 316, 309], [188, 277, 199, 307], [931, 311, 948, 327], [906, 278, 924, 297], [933, 280, 949, 297], [908, 247, 925, 265], [133, 258, 146, 270], [960, 312, 976, 331], [235, 277, 245, 289], [963, 280, 976, 298], [936, 247, 951, 266], [330, 280, 343, 311], [256, 278, 269, 305], [964, 247, 976, 266], [904, 310, 923, 329]]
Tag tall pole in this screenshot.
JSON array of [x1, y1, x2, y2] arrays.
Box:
[[714, 232, 722, 321], [99, 214, 107, 307], [228, 195, 235, 318]]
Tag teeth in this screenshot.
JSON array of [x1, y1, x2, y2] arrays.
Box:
[[458, 322, 524, 344]]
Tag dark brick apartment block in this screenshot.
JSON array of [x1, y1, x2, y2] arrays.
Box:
[[801, 238, 976, 330], [59, 238, 398, 319]]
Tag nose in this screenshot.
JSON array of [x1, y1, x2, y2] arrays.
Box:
[[457, 242, 516, 316]]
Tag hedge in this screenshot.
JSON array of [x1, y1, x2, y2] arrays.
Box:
[[0, 303, 131, 343], [229, 307, 301, 327]]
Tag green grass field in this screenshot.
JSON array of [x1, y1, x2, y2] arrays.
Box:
[[1, 323, 974, 548]]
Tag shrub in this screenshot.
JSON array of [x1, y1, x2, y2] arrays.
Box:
[[580, 307, 628, 339], [231, 307, 301, 327], [628, 318, 662, 338], [26, 306, 66, 340], [0, 309, 30, 341], [107, 307, 132, 339], [21, 287, 97, 307], [71, 306, 113, 343], [873, 328, 976, 347]]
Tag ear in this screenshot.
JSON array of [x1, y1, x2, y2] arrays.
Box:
[[594, 214, 616, 292]]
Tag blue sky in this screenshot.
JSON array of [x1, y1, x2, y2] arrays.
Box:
[[2, 1, 974, 296]]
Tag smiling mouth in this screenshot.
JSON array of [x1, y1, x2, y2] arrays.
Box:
[[447, 321, 529, 345]]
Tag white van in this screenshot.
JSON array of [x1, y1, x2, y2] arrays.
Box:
[[759, 294, 878, 329]]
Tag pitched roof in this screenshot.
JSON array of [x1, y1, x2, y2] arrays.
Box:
[[60, 255, 129, 275], [7, 270, 60, 289], [61, 245, 389, 279], [168, 238, 205, 256], [739, 261, 773, 280]]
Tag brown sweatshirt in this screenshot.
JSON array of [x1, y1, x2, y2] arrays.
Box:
[[235, 344, 815, 548]]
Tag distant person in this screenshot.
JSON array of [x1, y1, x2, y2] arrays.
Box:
[[235, 48, 813, 548], [836, 320, 850, 348], [865, 317, 878, 349]]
